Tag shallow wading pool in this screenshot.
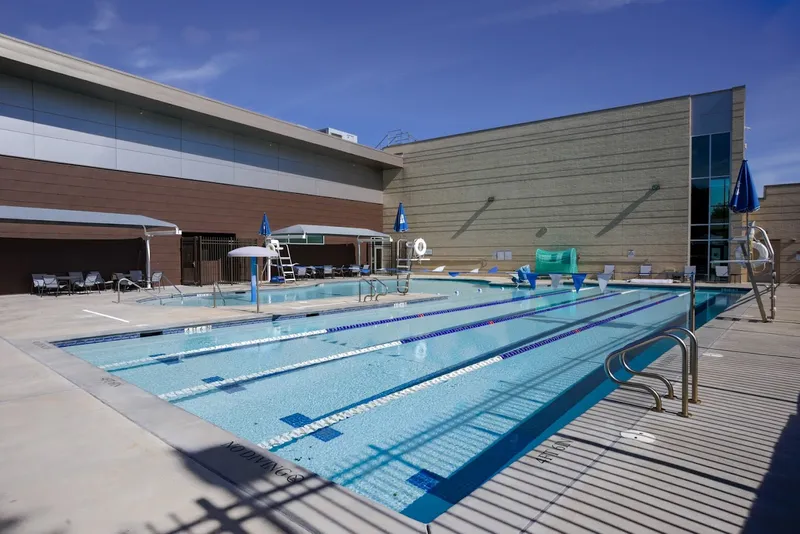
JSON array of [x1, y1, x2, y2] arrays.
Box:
[[60, 280, 742, 521]]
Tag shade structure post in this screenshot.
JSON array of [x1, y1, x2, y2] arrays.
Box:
[[250, 257, 257, 304], [144, 235, 152, 289]]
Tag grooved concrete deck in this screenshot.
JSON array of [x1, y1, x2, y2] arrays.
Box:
[[0, 285, 797, 533]]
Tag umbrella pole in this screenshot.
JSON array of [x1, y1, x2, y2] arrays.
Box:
[[743, 214, 767, 322]]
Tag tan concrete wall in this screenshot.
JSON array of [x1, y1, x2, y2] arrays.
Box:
[[383, 98, 693, 276], [750, 183, 800, 284]]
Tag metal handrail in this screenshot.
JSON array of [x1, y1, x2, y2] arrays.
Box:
[[397, 271, 411, 295], [604, 332, 691, 417], [663, 327, 699, 404], [212, 281, 227, 308], [359, 277, 389, 302], [158, 274, 183, 304], [115, 277, 145, 303]]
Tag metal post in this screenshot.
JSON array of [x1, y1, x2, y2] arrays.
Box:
[[770, 263, 776, 320], [689, 273, 696, 334], [144, 236, 152, 289], [743, 218, 768, 322], [256, 279, 260, 313]]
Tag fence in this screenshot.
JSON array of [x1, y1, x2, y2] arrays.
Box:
[[180, 236, 258, 285]]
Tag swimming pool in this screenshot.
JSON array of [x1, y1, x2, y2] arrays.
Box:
[[60, 282, 741, 521], [141, 278, 473, 307]]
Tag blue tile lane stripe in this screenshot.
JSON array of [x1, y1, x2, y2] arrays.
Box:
[[257, 292, 680, 450], [100, 289, 577, 370], [407, 469, 445, 491], [281, 413, 342, 442], [158, 291, 622, 402]]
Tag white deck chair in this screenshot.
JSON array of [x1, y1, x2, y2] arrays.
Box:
[[603, 265, 615, 279], [432, 265, 445, 272], [639, 264, 652, 278], [683, 265, 697, 281], [714, 265, 729, 282], [469, 268, 480, 274]]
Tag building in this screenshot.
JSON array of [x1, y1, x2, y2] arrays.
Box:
[[1, 33, 796, 295], [0, 34, 401, 294], [750, 184, 800, 284], [383, 88, 747, 281]]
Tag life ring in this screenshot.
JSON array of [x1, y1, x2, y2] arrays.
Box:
[[266, 239, 281, 254], [413, 238, 427, 257], [734, 241, 769, 267]]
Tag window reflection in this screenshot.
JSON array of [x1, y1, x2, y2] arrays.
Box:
[[691, 179, 709, 224], [711, 133, 731, 176], [692, 136, 710, 178]]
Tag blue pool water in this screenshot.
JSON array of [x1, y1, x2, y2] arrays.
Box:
[[62, 281, 741, 521], [143, 278, 453, 307]]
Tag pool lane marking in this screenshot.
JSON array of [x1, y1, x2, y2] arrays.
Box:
[[156, 291, 621, 401], [257, 292, 681, 450], [82, 309, 130, 323], [99, 288, 575, 370]]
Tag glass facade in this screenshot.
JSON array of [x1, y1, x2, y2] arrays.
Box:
[[690, 132, 731, 279]]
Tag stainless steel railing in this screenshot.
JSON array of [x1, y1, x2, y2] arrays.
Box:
[[115, 277, 145, 303], [359, 277, 390, 302], [212, 281, 227, 308], [604, 331, 691, 417]]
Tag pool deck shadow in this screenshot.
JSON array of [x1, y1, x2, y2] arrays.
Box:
[[0, 284, 797, 532]]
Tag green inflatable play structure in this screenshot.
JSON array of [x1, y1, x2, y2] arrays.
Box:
[[535, 248, 578, 274]]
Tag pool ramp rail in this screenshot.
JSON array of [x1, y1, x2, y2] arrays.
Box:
[[604, 326, 698, 417], [359, 277, 389, 302]]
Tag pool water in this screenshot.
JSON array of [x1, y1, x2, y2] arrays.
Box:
[[143, 278, 458, 307], [62, 281, 741, 521]]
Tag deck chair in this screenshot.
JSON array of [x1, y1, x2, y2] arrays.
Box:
[[360, 264, 371, 276], [714, 265, 729, 282], [432, 265, 445, 272], [349, 265, 360, 276], [90, 271, 113, 290], [73, 273, 99, 293], [41, 274, 65, 296], [151, 271, 163, 291], [639, 264, 652, 278], [68, 271, 84, 289], [469, 268, 480, 274], [295, 266, 308, 279], [603, 265, 615, 279], [129, 270, 144, 283], [683, 265, 697, 282], [323, 265, 333, 278], [31, 274, 46, 295]]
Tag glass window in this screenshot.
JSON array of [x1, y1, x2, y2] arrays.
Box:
[[710, 132, 731, 176], [690, 241, 709, 277], [709, 241, 729, 265], [710, 205, 730, 224], [692, 136, 710, 178], [709, 177, 730, 207], [690, 226, 709, 240], [691, 179, 709, 224], [709, 224, 729, 240]]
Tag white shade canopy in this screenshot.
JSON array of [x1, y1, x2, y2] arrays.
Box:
[[227, 246, 279, 258]]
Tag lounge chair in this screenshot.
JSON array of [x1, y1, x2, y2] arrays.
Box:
[[31, 274, 45, 295], [151, 271, 163, 291], [41, 274, 66, 296], [349, 265, 360, 277], [68, 271, 84, 289], [295, 266, 308, 279], [129, 270, 144, 283], [639, 265, 652, 278], [73, 273, 99, 293], [89, 271, 113, 290], [683, 265, 697, 282], [714, 265, 729, 282], [323, 265, 333, 278], [361, 264, 371, 276], [603, 265, 615, 279]]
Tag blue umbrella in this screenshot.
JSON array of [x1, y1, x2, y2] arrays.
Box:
[[729, 160, 760, 214], [259, 212, 271, 236], [393, 202, 408, 232]]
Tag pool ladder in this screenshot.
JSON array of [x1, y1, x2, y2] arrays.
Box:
[[604, 327, 698, 418], [359, 277, 389, 302], [397, 271, 411, 295]]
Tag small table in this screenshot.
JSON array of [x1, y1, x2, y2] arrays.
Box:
[[56, 275, 74, 294]]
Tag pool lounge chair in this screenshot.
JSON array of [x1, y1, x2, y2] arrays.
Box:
[[349, 265, 360, 276], [73, 273, 100, 293], [89, 271, 114, 290], [714, 265, 729, 282], [68, 271, 84, 289], [361, 264, 371, 276], [31, 274, 45, 295], [603, 265, 615, 279], [129, 270, 144, 284], [639, 264, 652, 278], [295, 266, 308, 279], [683, 265, 697, 282], [151, 271, 163, 291], [323, 265, 333, 278], [41, 274, 66, 296]]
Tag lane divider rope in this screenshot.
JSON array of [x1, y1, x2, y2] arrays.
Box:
[[257, 292, 680, 450], [100, 289, 574, 370], [157, 291, 620, 402]]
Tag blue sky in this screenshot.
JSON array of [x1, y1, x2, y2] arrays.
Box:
[[1, 0, 797, 193]]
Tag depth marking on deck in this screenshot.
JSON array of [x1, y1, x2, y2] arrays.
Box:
[[256, 292, 680, 450], [82, 309, 130, 323]]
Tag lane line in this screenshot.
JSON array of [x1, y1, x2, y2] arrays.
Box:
[[258, 292, 681, 450], [82, 309, 130, 323], [156, 291, 621, 401], [100, 288, 575, 370]]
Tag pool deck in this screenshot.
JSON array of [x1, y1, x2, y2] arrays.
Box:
[[0, 283, 797, 533]]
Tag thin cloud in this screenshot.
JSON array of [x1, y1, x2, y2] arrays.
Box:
[[92, 0, 118, 31], [227, 29, 260, 43], [182, 26, 212, 46], [469, 0, 666, 26], [130, 46, 159, 69], [151, 53, 240, 83]]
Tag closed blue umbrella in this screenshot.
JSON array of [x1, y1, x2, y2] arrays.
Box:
[[259, 212, 271, 236], [394, 203, 408, 232], [729, 160, 760, 213]]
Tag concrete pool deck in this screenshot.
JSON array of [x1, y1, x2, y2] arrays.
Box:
[[0, 283, 797, 533]]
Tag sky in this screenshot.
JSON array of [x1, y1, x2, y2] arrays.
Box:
[[1, 0, 798, 193]]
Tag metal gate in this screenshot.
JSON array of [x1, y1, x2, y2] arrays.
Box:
[[180, 236, 258, 285]]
